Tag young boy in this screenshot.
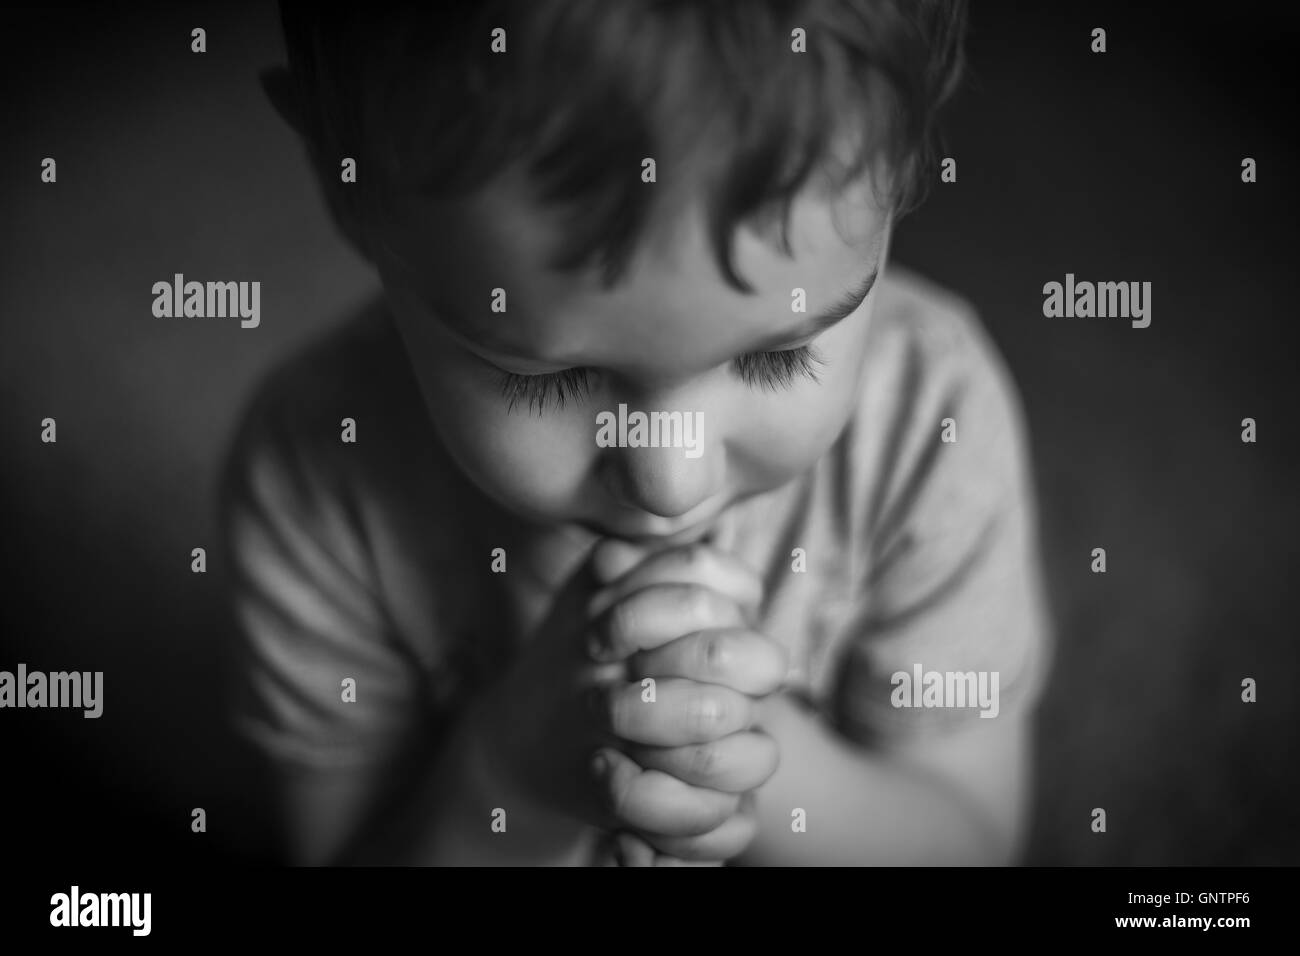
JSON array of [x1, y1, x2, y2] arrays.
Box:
[[219, 0, 1053, 866]]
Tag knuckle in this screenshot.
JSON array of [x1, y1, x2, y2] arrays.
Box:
[[681, 585, 713, 622], [606, 600, 638, 651], [702, 631, 731, 674], [604, 686, 636, 736], [689, 742, 718, 780], [691, 690, 727, 734], [605, 771, 634, 822]]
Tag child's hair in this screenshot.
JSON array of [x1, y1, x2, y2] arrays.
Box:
[[278, 0, 969, 290]]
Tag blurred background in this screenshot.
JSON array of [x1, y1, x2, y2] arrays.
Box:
[[1, 1, 1296, 866]]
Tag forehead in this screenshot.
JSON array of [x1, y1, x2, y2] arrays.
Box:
[[371, 160, 889, 370]]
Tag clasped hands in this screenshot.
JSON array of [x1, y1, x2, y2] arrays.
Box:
[[479, 535, 788, 866]]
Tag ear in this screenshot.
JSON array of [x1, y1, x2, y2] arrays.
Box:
[[259, 66, 307, 137]]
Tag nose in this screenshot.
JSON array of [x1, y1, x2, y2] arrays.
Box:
[[599, 435, 720, 519]]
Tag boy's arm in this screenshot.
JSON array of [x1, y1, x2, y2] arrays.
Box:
[[303, 685, 600, 867], [218, 387, 592, 866], [218, 395, 425, 865], [738, 305, 1051, 866], [737, 691, 1030, 865]]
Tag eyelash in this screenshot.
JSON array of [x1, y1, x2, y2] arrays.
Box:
[[495, 345, 826, 415]]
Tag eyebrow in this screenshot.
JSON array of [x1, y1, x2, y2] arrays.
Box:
[[749, 264, 881, 352], [445, 263, 881, 367]]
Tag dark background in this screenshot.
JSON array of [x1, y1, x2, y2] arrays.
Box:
[[1, 1, 1296, 867]]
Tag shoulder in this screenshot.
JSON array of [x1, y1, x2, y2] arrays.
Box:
[[824, 265, 1054, 738], [216, 295, 434, 523], [215, 298, 464, 767], [220, 296, 418, 468], [214, 295, 451, 650], [865, 262, 1023, 426], [847, 262, 1037, 535]]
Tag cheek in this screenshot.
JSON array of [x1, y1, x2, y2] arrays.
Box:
[[411, 352, 600, 521], [384, 284, 603, 522], [727, 316, 871, 487]]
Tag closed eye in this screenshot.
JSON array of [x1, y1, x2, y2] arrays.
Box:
[[732, 344, 825, 391], [495, 344, 826, 415], [495, 366, 593, 415]]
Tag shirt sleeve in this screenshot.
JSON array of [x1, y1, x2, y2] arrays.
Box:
[[827, 303, 1055, 747], [216, 377, 430, 774]]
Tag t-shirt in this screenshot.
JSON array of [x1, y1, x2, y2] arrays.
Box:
[[217, 262, 1054, 838]]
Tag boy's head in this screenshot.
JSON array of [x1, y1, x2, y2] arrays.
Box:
[[268, 0, 968, 543]]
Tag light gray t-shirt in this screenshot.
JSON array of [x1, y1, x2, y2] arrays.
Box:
[[217, 263, 1054, 787]]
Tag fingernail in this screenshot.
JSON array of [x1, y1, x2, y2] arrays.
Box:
[[584, 628, 606, 661], [590, 750, 610, 779]]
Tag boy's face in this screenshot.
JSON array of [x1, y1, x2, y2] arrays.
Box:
[[364, 158, 892, 546]]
